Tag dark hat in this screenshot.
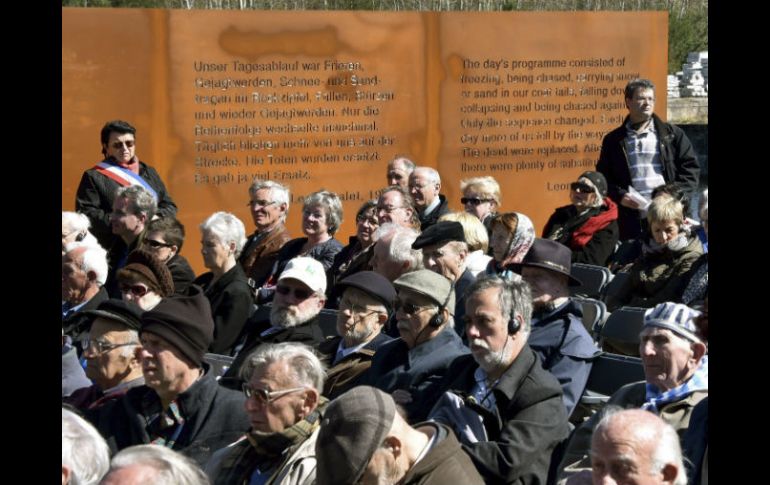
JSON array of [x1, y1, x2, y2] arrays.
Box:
[[393, 269, 455, 314], [140, 285, 214, 365], [411, 221, 465, 249], [336, 271, 397, 314], [316, 386, 397, 485], [121, 248, 175, 297], [516, 238, 582, 287], [81, 298, 143, 331], [579, 171, 608, 197]]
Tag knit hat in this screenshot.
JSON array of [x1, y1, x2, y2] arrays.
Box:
[[643, 302, 702, 343], [316, 386, 397, 485], [278, 256, 327, 294], [336, 271, 397, 315], [120, 248, 175, 297], [81, 298, 143, 331], [578, 171, 608, 197], [140, 285, 214, 365], [393, 269, 455, 315]]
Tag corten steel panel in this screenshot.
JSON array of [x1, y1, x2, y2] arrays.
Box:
[[62, 8, 667, 274]]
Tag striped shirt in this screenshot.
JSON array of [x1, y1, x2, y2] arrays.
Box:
[[625, 121, 665, 207]]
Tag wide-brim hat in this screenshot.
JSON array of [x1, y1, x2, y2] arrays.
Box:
[[514, 238, 582, 287]]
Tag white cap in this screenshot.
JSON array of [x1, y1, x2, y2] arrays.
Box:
[[278, 256, 327, 294]]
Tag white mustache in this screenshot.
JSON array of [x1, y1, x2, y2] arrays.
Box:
[[470, 338, 490, 350]]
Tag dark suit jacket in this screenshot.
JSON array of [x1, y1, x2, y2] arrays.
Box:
[[318, 332, 393, 400], [238, 224, 291, 288]]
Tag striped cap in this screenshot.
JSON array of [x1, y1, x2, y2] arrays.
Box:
[[643, 302, 702, 343]]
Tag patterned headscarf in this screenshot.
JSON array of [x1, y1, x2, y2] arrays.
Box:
[[504, 212, 535, 264]]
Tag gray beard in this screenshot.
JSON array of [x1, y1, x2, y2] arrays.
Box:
[[270, 304, 316, 329]]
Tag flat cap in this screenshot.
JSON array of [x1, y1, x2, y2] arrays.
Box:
[[393, 269, 455, 314], [411, 221, 465, 249]]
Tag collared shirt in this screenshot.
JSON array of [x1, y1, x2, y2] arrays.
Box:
[[470, 366, 497, 412], [625, 120, 665, 207], [62, 299, 88, 320], [334, 339, 369, 365], [421, 196, 442, 218]]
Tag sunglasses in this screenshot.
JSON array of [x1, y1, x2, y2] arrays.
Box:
[[144, 239, 173, 249], [242, 384, 306, 404], [275, 285, 314, 300], [119, 283, 150, 297], [570, 182, 594, 194], [461, 197, 492, 206], [111, 140, 135, 149], [394, 299, 435, 315]]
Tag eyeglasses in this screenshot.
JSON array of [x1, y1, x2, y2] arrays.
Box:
[[144, 239, 173, 249], [242, 384, 306, 404], [461, 197, 493, 206], [570, 182, 594, 194], [356, 214, 379, 225], [84, 338, 138, 354], [248, 199, 277, 209], [339, 300, 383, 317], [119, 283, 150, 297], [275, 284, 314, 300], [394, 299, 435, 316], [111, 140, 135, 149]]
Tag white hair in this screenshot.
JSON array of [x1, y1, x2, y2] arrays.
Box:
[[62, 211, 91, 234], [65, 241, 109, 286], [249, 180, 290, 222], [240, 342, 326, 391], [375, 223, 422, 271], [107, 444, 209, 485], [62, 408, 110, 485], [413, 166, 441, 185], [200, 211, 248, 258]]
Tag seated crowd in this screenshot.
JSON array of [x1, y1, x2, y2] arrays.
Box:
[[63, 118, 708, 485]]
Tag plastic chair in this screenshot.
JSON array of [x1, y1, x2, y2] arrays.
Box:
[[572, 297, 607, 340], [570, 263, 612, 299], [597, 306, 647, 356]]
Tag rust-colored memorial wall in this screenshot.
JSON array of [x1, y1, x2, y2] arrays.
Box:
[[62, 8, 667, 273]]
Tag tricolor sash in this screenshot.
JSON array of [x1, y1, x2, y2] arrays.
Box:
[[94, 161, 158, 201]]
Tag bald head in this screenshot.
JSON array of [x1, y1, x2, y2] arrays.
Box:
[[591, 409, 686, 485]]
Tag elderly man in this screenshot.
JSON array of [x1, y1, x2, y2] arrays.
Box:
[[65, 299, 145, 410], [409, 167, 449, 230], [62, 408, 110, 485], [371, 223, 422, 283], [517, 238, 598, 417], [239, 180, 292, 289], [316, 386, 484, 485], [62, 211, 99, 255], [565, 409, 688, 485], [143, 216, 196, 295], [76, 119, 177, 249], [386, 155, 416, 189], [106, 185, 157, 297], [428, 275, 569, 485], [412, 220, 476, 338], [87, 286, 249, 467], [317, 271, 395, 399], [206, 342, 328, 484], [558, 302, 708, 481], [221, 257, 328, 390], [365, 269, 468, 422], [376, 186, 420, 229], [101, 445, 209, 485], [597, 79, 700, 241], [62, 241, 110, 346]]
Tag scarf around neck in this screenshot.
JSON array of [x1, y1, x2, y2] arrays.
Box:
[[642, 355, 708, 414]]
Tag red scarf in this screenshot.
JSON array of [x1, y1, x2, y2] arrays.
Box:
[[570, 197, 618, 249]]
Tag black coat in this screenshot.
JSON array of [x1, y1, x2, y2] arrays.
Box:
[[220, 314, 327, 390], [87, 371, 249, 468], [596, 113, 700, 240], [318, 332, 393, 400], [193, 265, 254, 356], [437, 349, 569, 485], [76, 159, 177, 249], [62, 286, 109, 345], [418, 194, 450, 231], [542, 204, 619, 266], [168, 254, 196, 296]]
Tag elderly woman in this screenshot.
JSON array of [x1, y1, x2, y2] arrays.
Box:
[[439, 211, 492, 277], [116, 248, 174, 311], [327, 200, 379, 298], [62, 211, 100, 255], [606, 196, 703, 311], [460, 176, 501, 235], [193, 212, 253, 355], [269, 190, 344, 282], [486, 212, 536, 281], [542, 171, 619, 266]]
